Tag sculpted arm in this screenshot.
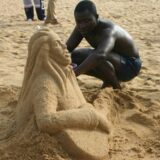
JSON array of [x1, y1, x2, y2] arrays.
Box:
[[34, 88, 110, 134], [33, 87, 59, 134]]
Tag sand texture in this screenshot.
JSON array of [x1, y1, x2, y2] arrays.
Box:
[[0, 0, 160, 160]]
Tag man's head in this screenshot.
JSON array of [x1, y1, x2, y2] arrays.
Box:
[[74, 0, 99, 34]]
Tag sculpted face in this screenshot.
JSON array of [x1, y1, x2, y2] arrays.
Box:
[[50, 35, 71, 65], [53, 39, 67, 56], [74, 10, 98, 34]]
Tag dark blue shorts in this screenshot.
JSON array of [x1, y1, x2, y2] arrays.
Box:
[[116, 55, 142, 82]]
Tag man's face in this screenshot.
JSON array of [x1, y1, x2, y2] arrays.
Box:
[[74, 10, 98, 34]]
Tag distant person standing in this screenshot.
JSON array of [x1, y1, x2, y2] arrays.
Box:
[[23, 0, 46, 21], [45, 0, 58, 24]]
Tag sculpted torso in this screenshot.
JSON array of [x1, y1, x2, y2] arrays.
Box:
[[12, 27, 112, 159], [15, 27, 110, 135]]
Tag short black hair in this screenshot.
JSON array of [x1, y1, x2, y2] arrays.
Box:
[[74, 0, 98, 16]]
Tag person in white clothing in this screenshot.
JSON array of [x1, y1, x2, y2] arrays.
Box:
[[23, 0, 46, 21]]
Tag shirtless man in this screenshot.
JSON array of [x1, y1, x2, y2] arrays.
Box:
[[66, 0, 142, 89]]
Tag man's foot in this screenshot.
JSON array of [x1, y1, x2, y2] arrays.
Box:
[[39, 16, 46, 21], [26, 18, 33, 22], [101, 80, 121, 89], [101, 81, 112, 89]]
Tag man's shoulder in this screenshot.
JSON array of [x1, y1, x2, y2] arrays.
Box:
[[99, 19, 115, 28], [100, 21, 129, 38], [95, 21, 112, 33], [97, 19, 115, 34]]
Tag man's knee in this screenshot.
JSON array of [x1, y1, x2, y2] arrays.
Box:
[[99, 60, 115, 73], [71, 48, 92, 64], [105, 61, 115, 72]]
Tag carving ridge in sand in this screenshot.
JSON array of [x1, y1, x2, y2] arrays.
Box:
[[15, 27, 111, 159]]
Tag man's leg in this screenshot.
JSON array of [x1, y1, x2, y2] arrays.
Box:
[[34, 0, 46, 20], [97, 60, 121, 89], [97, 52, 123, 89], [87, 52, 123, 89], [71, 48, 93, 65], [72, 49, 122, 89], [71, 48, 102, 77], [23, 0, 34, 20]]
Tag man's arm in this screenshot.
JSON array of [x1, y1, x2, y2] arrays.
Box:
[[66, 26, 83, 52], [96, 28, 116, 56], [74, 28, 116, 76]]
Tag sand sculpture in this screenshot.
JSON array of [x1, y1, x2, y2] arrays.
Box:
[[15, 27, 111, 160], [45, 0, 58, 24]]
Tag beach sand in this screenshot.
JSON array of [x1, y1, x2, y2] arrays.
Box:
[[0, 0, 160, 159]]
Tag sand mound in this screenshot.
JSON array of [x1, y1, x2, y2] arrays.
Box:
[[0, 84, 160, 160]]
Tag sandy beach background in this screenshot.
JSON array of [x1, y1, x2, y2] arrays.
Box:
[[0, 0, 160, 159]]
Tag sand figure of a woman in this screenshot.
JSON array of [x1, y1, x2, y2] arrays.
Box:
[[15, 27, 111, 159]]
